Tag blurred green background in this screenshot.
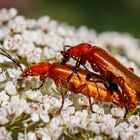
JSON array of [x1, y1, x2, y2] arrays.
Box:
[[0, 0, 140, 38]]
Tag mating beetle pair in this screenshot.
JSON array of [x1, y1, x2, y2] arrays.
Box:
[[1, 43, 140, 114]]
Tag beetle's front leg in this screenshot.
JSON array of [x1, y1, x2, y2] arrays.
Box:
[[32, 74, 48, 90], [67, 58, 81, 82]]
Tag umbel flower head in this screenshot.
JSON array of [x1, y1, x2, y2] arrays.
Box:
[[0, 8, 140, 140]]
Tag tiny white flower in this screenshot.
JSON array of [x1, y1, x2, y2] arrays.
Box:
[[103, 125, 114, 135], [102, 114, 116, 127], [26, 19, 36, 29], [31, 113, 40, 122], [115, 122, 129, 133], [57, 25, 73, 36], [0, 108, 9, 125], [62, 98, 73, 109], [17, 133, 24, 140], [36, 128, 51, 140], [92, 104, 104, 114], [47, 20, 58, 31], [22, 31, 35, 43], [76, 26, 96, 42], [37, 16, 50, 31], [9, 16, 26, 33], [33, 30, 47, 46], [45, 96, 61, 109], [39, 111, 50, 123], [61, 106, 75, 116], [50, 116, 64, 130], [128, 115, 140, 127], [111, 107, 125, 118], [0, 54, 5, 63], [26, 132, 37, 140], [26, 47, 42, 63], [7, 95, 29, 117], [92, 135, 103, 140], [7, 67, 21, 79], [96, 114, 104, 123], [47, 34, 64, 50], [43, 47, 57, 59], [0, 90, 9, 103], [0, 69, 6, 82], [41, 102, 51, 112], [42, 136, 51, 140], [0, 9, 9, 23], [52, 127, 63, 140], [0, 127, 12, 140], [92, 104, 100, 113], [3, 34, 22, 50], [68, 118, 80, 134], [90, 113, 97, 122], [0, 29, 6, 41], [90, 122, 100, 134], [5, 81, 17, 95], [88, 138, 94, 140], [110, 131, 119, 139], [8, 8, 17, 19], [25, 90, 43, 101], [17, 42, 35, 58]]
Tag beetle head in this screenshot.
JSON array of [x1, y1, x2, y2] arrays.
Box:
[[61, 45, 71, 64]]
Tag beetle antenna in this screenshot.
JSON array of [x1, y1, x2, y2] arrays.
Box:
[[0, 48, 23, 72]]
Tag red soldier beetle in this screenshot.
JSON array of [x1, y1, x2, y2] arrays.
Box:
[[0, 47, 125, 113], [61, 43, 140, 112]]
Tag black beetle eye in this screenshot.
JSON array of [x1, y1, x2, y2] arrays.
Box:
[[64, 53, 69, 58], [23, 71, 29, 76]]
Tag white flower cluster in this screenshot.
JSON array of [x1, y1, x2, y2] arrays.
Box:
[[0, 8, 140, 140]]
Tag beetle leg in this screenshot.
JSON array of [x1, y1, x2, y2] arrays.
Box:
[[86, 86, 95, 113], [112, 77, 128, 117], [78, 84, 95, 113], [111, 89, 126, 109], [32, 74, 48, 90], [70, 83, 94, 113], [86, 73, 109, 104], [67, 58, 81, 82], [57, 79, 65, 114], [32, 79, 45, 91], [69, 56, 104, 104]]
